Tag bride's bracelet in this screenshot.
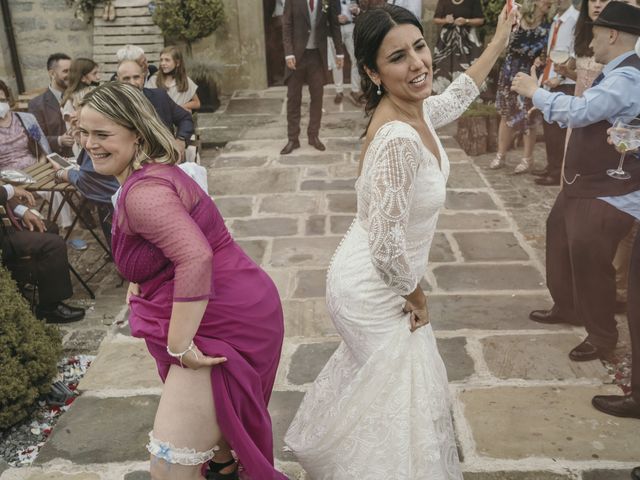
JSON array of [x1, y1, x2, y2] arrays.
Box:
[[166, 341, 198, 368]]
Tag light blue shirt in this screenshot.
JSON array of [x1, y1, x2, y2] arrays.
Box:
[[532, 51, 640, 128], [534, 51, 640, 218]]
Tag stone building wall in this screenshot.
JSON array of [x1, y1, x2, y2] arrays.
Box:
[[0, 0, 93, 94], [190, 0, 268, 94]]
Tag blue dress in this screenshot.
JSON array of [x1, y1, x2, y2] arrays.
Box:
[[496, 22, 550, 133]]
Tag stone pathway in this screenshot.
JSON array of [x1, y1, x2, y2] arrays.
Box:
[[2, 88, 638, 480]]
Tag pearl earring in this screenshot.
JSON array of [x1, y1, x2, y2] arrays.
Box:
[[376, 84, 382, 95]]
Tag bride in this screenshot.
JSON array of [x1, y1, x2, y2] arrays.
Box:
[[285, 4, 517, 479]]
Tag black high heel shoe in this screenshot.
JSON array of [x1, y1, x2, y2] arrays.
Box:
[[206, 458, 238, 480]]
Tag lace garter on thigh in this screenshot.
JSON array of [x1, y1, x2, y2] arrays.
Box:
[[147, 431, 216, 465]]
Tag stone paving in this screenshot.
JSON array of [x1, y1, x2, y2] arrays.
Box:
[[2, 88, 638, 479]]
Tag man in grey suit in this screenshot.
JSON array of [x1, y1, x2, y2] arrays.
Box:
[[281, 0, 345, 154], [28, 53, 74, 158]]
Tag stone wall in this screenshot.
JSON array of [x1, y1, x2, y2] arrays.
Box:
[[190, 0, 268, 94], [0, 0, 93, 94]]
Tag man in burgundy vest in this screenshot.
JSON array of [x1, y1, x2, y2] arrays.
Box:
[[281, 0, 344, 155], [512, 2, 640, 365]]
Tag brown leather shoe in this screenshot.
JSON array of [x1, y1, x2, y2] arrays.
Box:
[[569, 339, 613, 362], [592, 394, 640, 419], [308, 136, 326, 151], [334, 92, 343, 104], [280, 139, 300, 155], [534, 175, 561, 186]]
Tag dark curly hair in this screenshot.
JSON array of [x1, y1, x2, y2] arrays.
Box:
[[353, 4, 424, 119]]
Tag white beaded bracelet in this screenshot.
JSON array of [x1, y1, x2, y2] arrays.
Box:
[[166, 341, 198, 368]]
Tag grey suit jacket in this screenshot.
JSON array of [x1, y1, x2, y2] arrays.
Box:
[[282, 0, 344, 83], [28, 89, 73, 157]]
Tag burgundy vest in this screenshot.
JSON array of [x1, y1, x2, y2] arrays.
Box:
[[563, 53, 640, 198]]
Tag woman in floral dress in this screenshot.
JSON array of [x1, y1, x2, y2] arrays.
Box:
[[491, 0, 552, 173]]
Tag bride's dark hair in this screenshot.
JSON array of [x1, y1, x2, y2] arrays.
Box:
[[353, 4, 424, 118]]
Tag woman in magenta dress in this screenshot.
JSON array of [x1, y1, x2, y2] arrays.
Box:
[[78, 82, 286, 480]]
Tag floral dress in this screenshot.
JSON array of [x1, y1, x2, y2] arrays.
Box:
[[496, 21, 550, 133]]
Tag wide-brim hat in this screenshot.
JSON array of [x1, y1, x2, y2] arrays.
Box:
[[591, 1, 640, 36]]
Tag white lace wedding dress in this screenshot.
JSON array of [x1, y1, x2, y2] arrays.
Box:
[[284, 74, 479, 480]]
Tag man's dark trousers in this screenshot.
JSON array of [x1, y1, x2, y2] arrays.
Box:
[[1, 222, 73, 305], [626, 227, 640, 400], [286, 49, 324, 142], [546, 189, 634, 349], [542, 84, 575, 177]]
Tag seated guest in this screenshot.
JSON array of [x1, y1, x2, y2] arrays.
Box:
[[116, 60, 194, 156], [0, 80, 51, 170], [51, 60, 196, 245], [53, 149, 118, 246], [112, 44, 158, 85], [61, 59, 100, 141], [28, 53, 74, 158], [147, 46, 201, 112], [0, 184, 85, 323]]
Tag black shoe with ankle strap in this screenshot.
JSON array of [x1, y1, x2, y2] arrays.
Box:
[[206, 458, 238, 480]]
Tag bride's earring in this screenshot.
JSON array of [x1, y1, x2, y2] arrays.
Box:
[[376, 83, 382, 96]]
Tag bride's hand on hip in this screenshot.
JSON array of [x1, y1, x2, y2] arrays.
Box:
[[403, 300, 430, 332]]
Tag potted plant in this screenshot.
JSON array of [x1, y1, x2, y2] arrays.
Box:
[[455, 101, 500, 156], [152, 0, 226, 51], [189, 59, 224, 113]]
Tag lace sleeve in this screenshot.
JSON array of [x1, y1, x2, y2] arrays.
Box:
[[425, 73, 479, 129], [368, 135, 421, 296], [124, 179, 213, 302]]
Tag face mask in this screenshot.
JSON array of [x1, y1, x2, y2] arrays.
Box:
[[636, 37, 640, 58], [0, 102, 10, 118]]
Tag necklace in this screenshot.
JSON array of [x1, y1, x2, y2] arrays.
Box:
[[451, 0, 464, 5]]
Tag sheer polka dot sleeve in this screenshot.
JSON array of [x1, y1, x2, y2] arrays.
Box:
[[123, 179, 213, 302]]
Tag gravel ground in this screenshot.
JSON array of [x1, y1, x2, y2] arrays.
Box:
[[0, 355, 94, 466]]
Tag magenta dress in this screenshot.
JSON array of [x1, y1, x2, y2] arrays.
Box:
[[111, 163, 286, 480]]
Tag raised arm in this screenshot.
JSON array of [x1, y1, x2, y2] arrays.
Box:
[[368, 135, 421, 296], [463, 6, 516, 86], [425, 73, 479, 129]]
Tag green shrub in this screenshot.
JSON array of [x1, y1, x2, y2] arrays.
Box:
[[461, 101, 498, 117], [153, 0, 226, 48], [0, 266, 62, 430]]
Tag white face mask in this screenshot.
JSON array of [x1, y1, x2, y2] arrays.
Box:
[[636, 37, 640, 58], [0, 102, 10, 119]]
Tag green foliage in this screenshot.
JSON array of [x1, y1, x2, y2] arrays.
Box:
[[0, 266, 62, 430], [482, 0, 505, 32], [461, 101, 498, 117], [65, 0, 101, 23], [153, 0, 226, 46]]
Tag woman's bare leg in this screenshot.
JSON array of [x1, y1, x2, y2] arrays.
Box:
[[523, 128, 536, 160], [150, 365, 220, 480], [498, 116, 514, 157]]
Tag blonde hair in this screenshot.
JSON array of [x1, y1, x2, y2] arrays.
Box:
[[79, 82, 179, 170], [71, 86, 96, 110]]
